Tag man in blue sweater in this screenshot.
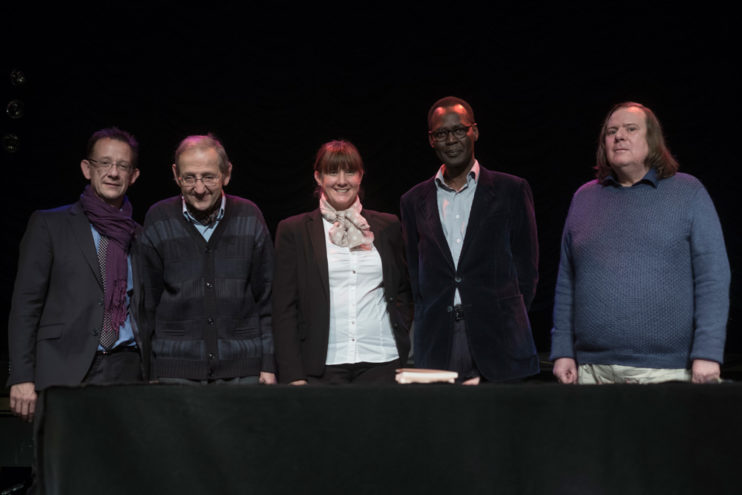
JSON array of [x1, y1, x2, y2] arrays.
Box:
[[550, 102, 730, 384]]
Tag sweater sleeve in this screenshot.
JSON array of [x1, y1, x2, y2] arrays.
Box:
[[250, 209, 276, 373], [550, 204, 576, 361], [687, 185, 731, 364]]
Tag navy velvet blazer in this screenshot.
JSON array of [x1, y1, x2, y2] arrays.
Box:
[[400, 166, 540, 381], [272, 208, 413, 383]]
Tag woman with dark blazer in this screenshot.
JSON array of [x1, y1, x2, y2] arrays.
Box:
[[272, 140, 413, 384]]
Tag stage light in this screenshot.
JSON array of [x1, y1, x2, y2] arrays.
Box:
[[6, 98, 24, 119], [10, 68, 26, 87], [2, 133, 20, 153]]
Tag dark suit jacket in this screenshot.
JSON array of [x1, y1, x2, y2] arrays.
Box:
[[272, 208, 413, 383], [7, 202, 144, 390], [400, 166, 539, 382]]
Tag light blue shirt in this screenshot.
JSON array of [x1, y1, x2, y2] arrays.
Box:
[[91, 226, 136, 350], [182, 194, 226, 241], [435, 160, 480, 305]]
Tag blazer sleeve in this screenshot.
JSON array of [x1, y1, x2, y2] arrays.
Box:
[[7, 211, 53, 386], [271, 219, 306, 383], [386, 216, 414, 331], [511, 178, 539, 309], [399, 193, 421, 304]]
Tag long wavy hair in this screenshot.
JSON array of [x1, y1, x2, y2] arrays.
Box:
[[594, 102, 679, 181]]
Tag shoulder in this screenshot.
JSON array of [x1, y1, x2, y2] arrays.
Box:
[[658, 172, 704, 192], [144, 196, 181, 219], [225, 194, 263, 213], [363, 209, 400, 231], [572, 179, 602, 197], [401, 177, 435, 203], [277, 210, 316, 230], [25, 203, 81, 231], [480, 166, 526, 185]]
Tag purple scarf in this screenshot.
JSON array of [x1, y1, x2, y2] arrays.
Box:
[[79, 185, 137, 330]]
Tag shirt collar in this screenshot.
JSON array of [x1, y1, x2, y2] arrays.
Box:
[[182, 193, 226, 226], [435, 160, 480, 192], [602, 167, 659, 188]]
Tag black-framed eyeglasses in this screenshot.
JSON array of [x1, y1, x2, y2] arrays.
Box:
[[86, 157, 134, 173], [178, 174, 221, 187], [428, 124, 476, 142]]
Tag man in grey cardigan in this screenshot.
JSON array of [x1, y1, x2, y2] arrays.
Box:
[[138, 134, 276, 384]]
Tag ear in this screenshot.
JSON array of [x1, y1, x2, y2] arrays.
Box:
[[222, 162, 233, 187], [471, 124, 479, 142], [171, 163, 179, 182], [128, 167, 141, 186], [81, 159, 92, 180], [428, 134, 436, 148], [314, 170, 322, 186]]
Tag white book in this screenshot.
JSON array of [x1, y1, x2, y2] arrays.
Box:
[[395, 368, 458, 384]]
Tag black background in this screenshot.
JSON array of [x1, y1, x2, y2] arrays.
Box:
[[1, 4, 739, 377]]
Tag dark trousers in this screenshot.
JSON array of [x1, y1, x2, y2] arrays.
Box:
[[448, 310, 481, 382], [82, 347, 143, 385], [307, 359, 400, 385]]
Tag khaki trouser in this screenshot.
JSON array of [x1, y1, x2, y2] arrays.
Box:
[[578, 363, 691, 384]]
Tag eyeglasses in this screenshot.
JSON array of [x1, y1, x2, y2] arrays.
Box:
[[428, 124, 476, 142], [178, 174, 221, 187], [87, 157, 134, 173]]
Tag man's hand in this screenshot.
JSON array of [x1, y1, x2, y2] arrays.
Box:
[[461, 376, 481, 385], [289, 379, 308, 386], [691, 359, 721, 383], [10, 382, 37, 422], [259, 372, 277, 385], [553, 358, 578, 384]]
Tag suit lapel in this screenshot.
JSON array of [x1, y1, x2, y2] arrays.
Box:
[[460, 167, 493, 262], [420, 179, 455, 269], [69, 202, 104, 289], [306, 209, 330, 298]]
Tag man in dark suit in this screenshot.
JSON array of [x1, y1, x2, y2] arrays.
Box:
[[7, 127, 143, 422], [400, 96, 539, 384]]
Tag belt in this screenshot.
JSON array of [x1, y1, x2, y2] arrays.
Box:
[[96, 346, 139, 356], [453, 304, 465, 321]]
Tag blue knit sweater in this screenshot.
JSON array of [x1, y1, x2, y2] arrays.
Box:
[[550, 170, 730, 368]]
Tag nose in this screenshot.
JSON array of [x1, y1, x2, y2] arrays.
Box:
[[445, 129, 458, 143], [336, 171, 349, 185], [106, 164, 121, 178], [614, 127, 626, 141], [193, 180, 208, 194]]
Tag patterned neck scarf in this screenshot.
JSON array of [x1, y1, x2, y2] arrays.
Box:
[[319, 194, 374, 249], [79, 185, 137, 330]]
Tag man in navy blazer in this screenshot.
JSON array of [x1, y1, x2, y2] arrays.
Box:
[[7, 127, 144, 422], [400, 96, 540, 384]]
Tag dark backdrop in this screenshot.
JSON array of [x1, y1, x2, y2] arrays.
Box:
[[1, 4, 739, 377]]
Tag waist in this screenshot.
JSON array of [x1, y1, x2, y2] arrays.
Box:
[[96, 346, 139, 356]]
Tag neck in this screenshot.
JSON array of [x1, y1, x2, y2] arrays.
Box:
[[442, 161, 474, 191], [613, 165, 650, 187], [187, 198, 221, 225]]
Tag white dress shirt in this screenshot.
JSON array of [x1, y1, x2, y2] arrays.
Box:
[[322, 217, 399, 365], [435, 160, 480, 305]]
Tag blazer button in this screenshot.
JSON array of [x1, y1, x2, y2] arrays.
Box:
[[455, 276, 462, 283], [446, 306, 453, 312]]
